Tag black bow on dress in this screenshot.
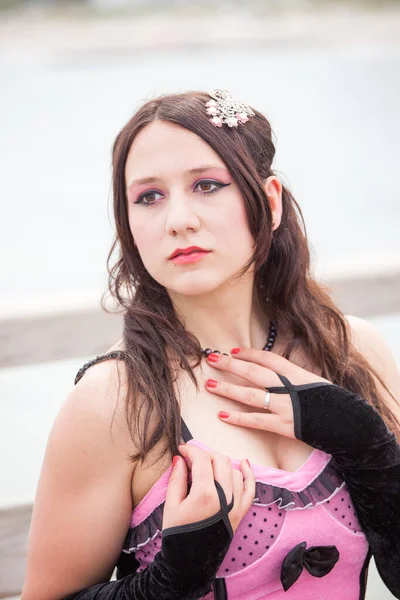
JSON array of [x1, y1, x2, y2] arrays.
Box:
[[280, 541, 340, 591]]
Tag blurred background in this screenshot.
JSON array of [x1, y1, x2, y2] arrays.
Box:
[[1, 0, 399, 597]]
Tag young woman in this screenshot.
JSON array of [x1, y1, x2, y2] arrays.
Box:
[[22, 89, 400, 600]]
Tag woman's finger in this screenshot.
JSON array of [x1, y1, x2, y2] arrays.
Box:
[[228, 462, 256, 533], [180, 443, 234, 506], [207, 349, 330, 388], [207, 352, 280, 388], [210, 450, 234, 507], [206, 378, 280, 413], [230, 347, 295, 373], [239, 458, 256, 513], [231, 468, 244, 509], [164, 455, 188, 514], [178, 443, 217, 496], [228, 348, 331, 386], [229, 468, 244, 531], [218, 409, 295, 439]]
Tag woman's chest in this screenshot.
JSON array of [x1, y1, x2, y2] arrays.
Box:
[[123, 451, 369, 599], [131, 356, 315, 508], [182, 354, 318, 464]]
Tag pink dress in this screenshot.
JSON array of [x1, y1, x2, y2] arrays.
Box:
[[117, 419, 370, 599]]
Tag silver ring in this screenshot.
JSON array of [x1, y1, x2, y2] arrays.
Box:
[[263, 390, 271, 411]]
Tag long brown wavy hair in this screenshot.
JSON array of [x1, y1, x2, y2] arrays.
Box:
[[103, 90, 399, 464]]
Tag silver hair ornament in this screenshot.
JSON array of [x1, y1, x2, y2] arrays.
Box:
[[205, 89, 255, 128]]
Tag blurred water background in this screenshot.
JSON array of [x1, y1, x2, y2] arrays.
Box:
[[1, 0, 400, 597], [1, 3, 400, 314]]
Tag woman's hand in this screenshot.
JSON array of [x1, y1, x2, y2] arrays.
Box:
[[201, 352, 400, 600], [205, 347, 332, 439], [163, 443, 255, 534]]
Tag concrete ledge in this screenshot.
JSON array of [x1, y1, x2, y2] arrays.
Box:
[[1, 271, 399, 369], [322, 270, 400, 319], [0, 309, 123, 368]]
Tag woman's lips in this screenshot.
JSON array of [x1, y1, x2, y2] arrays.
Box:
[[170, 251, 210, 264]]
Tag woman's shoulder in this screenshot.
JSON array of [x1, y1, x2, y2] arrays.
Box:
[[345, 314, 397, 378], [65, 338, 135, 449], [345, 314, 400, 417], [74, 338, 127, 385]]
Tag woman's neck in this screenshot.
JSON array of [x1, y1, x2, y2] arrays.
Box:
[[168, 278, 271, 355]]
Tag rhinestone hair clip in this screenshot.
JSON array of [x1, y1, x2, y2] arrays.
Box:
[[205, 89, 255, 128]]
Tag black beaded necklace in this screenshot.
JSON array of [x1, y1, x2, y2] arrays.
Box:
[[201, 320, 277, 357]]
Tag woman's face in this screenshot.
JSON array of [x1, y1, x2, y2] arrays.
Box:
[[125, 120, 255, 298]]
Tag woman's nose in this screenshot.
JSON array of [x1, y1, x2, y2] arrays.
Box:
[[165, 197, 201, 236]]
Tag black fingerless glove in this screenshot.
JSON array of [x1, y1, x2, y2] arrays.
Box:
[[62, 480, 234, 600], [268, 374, 400, 598]]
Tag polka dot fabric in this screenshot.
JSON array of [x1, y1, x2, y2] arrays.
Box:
[[323, 486, 363, 533], [219, 504, 285, 575], [120, 443, 370, 598], [128, 490, 362, 577], [134, 533, 163, 572], [130, 505, 287, 575]]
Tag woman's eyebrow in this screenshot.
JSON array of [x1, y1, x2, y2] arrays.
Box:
[[127, 165, 228, 189]]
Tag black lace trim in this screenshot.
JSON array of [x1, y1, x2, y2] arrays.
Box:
[[122, 459, 344, 553], [253, 457, 344, 510]]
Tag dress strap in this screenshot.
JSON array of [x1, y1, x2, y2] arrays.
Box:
[[75, 351, 195, 443], [180, 418, 194, 442], [74, 351, 126, 385]]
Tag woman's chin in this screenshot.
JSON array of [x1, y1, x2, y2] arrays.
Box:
[[164, 275, 223, 298]]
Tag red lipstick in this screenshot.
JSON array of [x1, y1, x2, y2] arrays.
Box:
[[169, 246, 210, 264]]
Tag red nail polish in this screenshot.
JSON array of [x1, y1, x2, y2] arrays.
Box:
[[206, 378, 218, 388], [219, 411, 230, 419], [231, 348, 241, 354], [208, 353, 220, 363], [245, 458, 251, 468], [172, 455, 180, 468]]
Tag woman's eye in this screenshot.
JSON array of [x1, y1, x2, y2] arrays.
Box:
[[135, 191, 163, 205], [195, 180, 227, 194], [134, 180, 229, 206]]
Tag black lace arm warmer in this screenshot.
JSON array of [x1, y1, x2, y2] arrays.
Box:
[[61, 480, 234, 600], [268, 375, 400, 598]]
